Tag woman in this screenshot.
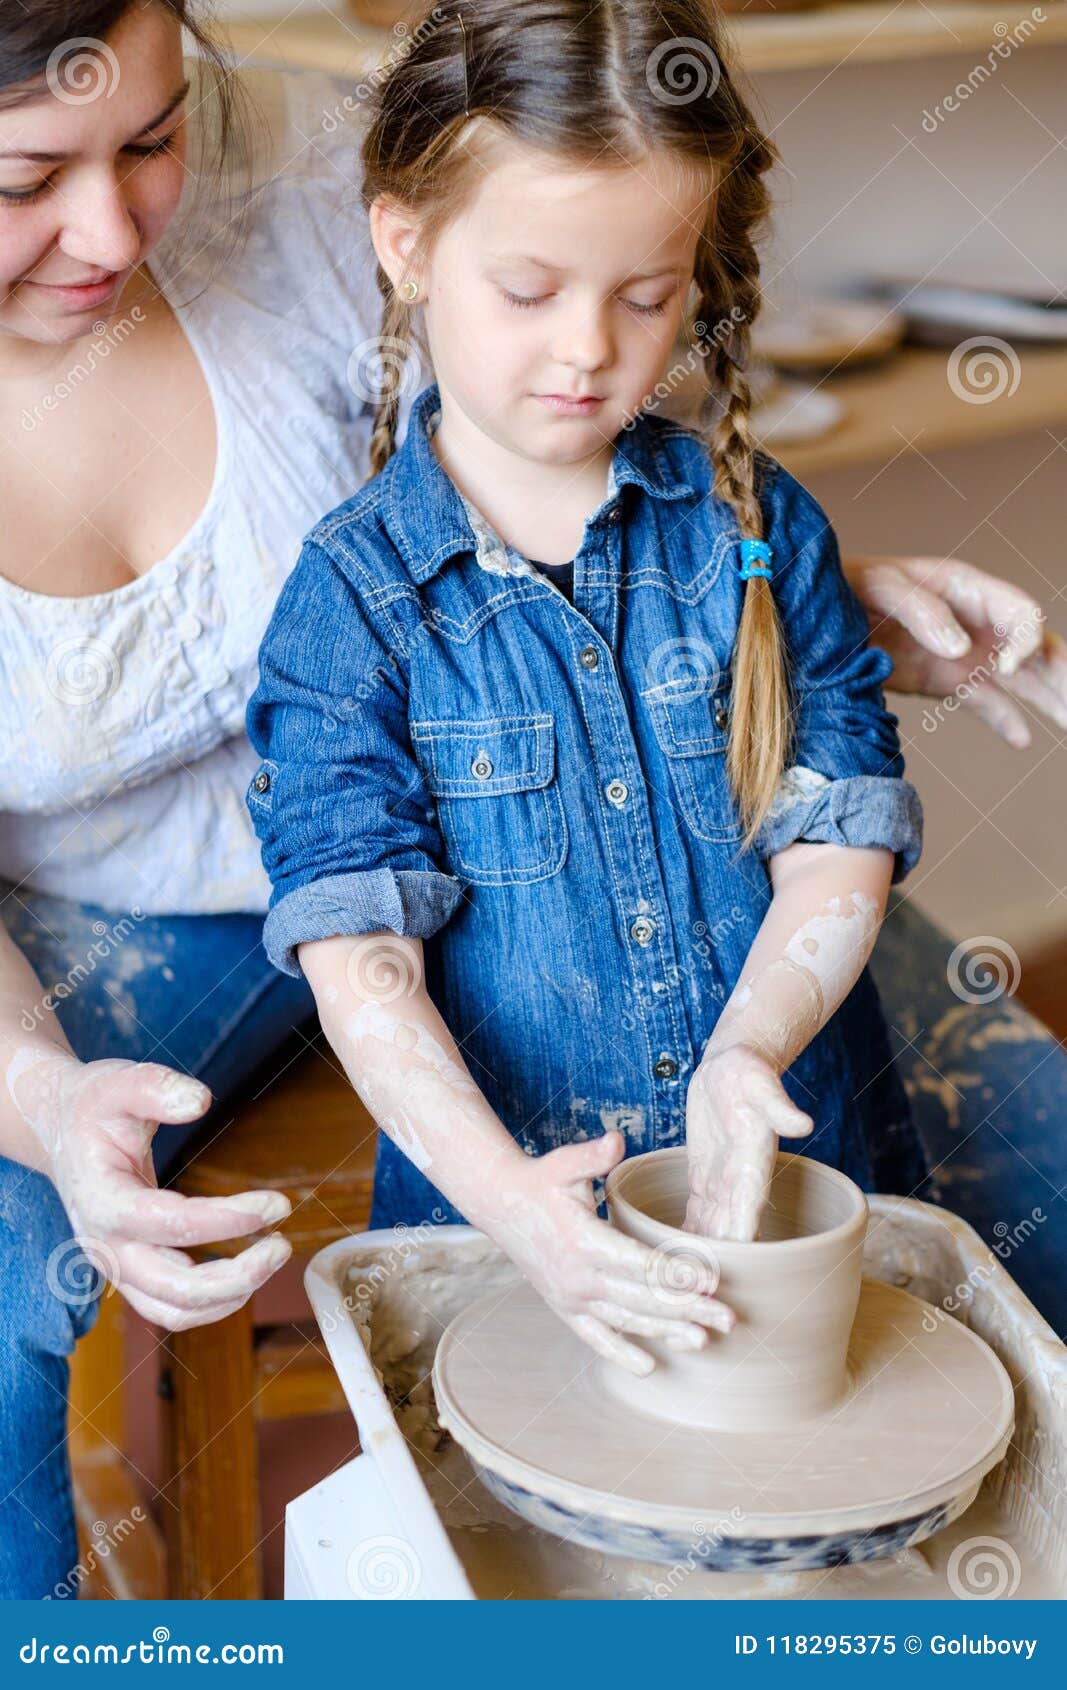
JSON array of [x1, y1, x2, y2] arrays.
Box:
[[0, 0, 1063, 1600]]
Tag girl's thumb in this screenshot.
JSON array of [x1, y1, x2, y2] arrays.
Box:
[[554, 1129, 626, 1183]]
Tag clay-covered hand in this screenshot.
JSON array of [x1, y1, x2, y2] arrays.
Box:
[[843, 554, 1067, 747], [8, 1047, 293, 1330], [485, 1128, 735, 1375], [684, 1044, 814, 1242]]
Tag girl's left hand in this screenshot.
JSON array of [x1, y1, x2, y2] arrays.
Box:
[[684, 1044, 813, 1241], [843, 554, 1067, 747]]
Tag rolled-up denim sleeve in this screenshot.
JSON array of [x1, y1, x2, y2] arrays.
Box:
[[752, 462, 923, 882], [245, 538, 463, 976]]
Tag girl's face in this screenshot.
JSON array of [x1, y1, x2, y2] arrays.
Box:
[[0, 3, 187, 346], [406, 136, 711, 468]]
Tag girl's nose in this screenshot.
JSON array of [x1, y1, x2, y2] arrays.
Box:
[[57, 173, 142, 273], [553, 303, 613, 373]]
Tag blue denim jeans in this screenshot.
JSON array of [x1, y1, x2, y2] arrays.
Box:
[[1, 881, 1063, 1600], [0, 881, 316, 1600]]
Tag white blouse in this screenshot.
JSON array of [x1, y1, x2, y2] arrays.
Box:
[[0, 56, 425, 915]]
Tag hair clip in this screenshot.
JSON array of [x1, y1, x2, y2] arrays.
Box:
[[739, 538, 773, 580], [457, 10, 471, 119]]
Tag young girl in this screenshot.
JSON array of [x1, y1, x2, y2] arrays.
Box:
[[246, 0, 928, 1376]]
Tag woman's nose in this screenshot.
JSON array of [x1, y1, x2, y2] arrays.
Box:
[[57, 175, 141, 273]]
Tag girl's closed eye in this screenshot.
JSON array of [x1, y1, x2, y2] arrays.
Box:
[[499, 286, 670, 318]]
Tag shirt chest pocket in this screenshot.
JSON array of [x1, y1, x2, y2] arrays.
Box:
[[410, 713, 568, 886], [642, 677, 744, 845]]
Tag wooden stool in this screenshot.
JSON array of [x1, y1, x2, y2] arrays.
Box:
[[157, 1036, 378, 1599]]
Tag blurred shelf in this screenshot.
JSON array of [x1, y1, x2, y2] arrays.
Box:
[[774, 343, 1067, 476], [214, 4, 1067, 79], [728, 3, 1067, 75]]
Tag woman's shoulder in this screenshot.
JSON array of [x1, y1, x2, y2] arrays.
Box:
[[158, 56, 379, 327], [184, 52, 368, 195]]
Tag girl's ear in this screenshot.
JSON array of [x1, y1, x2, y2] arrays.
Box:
[[369, 194, 425, 294]]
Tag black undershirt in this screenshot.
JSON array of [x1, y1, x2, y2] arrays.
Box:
[[528, 557, 575, 603]]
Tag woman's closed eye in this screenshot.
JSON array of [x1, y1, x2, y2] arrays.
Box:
[[0, 126, 183, 206], [499, 286, 669, 318]]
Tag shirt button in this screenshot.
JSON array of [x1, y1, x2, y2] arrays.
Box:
[[605, 779, 629, 807], [605, 505, 621, 524], [630, 916, 655, 945], [580, 645, 599, 671], [715, 703, 729, 729], [471, 753, 493, 780], [653, 1054, 678, 1079], [177, 613, 202, 641], [252, 771, 271, 793]]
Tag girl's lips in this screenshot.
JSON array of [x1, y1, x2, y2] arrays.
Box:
[[535, 394, 604, 415], [25, 275, 121, 309]]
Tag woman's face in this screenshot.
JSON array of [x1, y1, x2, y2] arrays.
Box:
[[0, 3, 187, 345]]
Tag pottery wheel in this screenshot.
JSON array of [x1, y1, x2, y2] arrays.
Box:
[[433, 1277, 1014, 1566]]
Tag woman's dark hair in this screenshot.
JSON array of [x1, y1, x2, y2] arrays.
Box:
[[0, 2, 254, 288], [361, 0, 789, 848]]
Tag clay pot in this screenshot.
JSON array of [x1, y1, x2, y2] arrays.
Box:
[[601, 1148, 868, 1431]]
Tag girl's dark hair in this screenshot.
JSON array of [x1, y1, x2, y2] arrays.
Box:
[[361, 0, 791, 849], [0, 2, 253, 292]]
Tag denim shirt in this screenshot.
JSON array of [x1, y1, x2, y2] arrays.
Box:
[[246, 380, 926, 1228]]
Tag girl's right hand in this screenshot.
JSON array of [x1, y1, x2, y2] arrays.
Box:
[[485, 1129, 735, 1375], [9, 1048, 293, 1331]]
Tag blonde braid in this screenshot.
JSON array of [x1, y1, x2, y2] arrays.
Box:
[[368, 284, 415, 479], [695, 281, 794, 853]]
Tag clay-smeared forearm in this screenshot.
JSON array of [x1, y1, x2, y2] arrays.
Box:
[[300, 932, 736, 1373], [685, 842, 894, 1241]]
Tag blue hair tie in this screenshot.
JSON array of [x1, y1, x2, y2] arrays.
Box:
[[739, 538, 773, 580]]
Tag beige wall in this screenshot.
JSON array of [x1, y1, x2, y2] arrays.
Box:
[[748, 42, 1066, 953]]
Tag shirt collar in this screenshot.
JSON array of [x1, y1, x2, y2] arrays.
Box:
[[386, 381, 698, 586]]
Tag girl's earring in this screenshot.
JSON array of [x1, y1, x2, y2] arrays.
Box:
[[400, 280, 419, 302]]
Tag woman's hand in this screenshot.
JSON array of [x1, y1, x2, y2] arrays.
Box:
[[684, 1044, 813, 1242], [843, 554, 1067, 747], [8, 1048, 293, 1330], [485, 1129, 735, 1375]]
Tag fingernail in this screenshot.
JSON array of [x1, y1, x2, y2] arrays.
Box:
[[231, 1192, 291, 1224], [161, 1075, 211, 1120], [668, 1329, 707, 1351]]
